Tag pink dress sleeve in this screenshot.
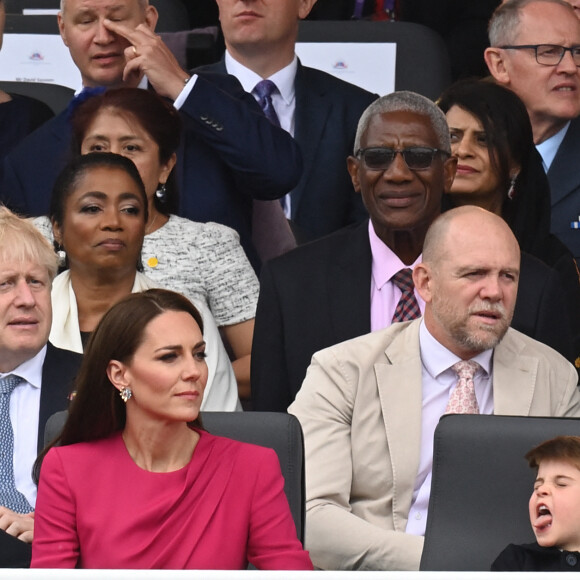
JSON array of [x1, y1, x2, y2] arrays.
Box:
[[31, 448, 80, 568], [247, 447, 313, 570]]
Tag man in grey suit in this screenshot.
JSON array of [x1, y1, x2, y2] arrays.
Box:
[[211, 0, 377, 242], [0, 208, 81, 567], [485, 0, 580, 259], [290, 206, 580, 571]]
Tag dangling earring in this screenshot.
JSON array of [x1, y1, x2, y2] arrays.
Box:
[[57, 248, 66, 266], [155, 183, 167, 203], [507, 173, 518, 200], [120, 387, 132, 403], [54, 242, 66, 267]]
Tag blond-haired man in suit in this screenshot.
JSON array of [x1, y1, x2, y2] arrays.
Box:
[[289, 206, 580, 571], [0, 207, 81, 567]]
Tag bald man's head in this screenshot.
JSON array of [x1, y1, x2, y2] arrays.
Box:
[[413, 207, 520, 359]]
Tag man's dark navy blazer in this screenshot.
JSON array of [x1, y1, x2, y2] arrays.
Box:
[[1, 72, 303, 268], [204, 59, 377, 242]]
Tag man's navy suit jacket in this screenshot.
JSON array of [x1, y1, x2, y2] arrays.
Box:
[[251, 220, 579, 412], [36, 342, 82, 452], [547, 116, 580, 261], [205, 59, 377, 242], [0, 72, 303, 268], [0, 342, 82, 568]]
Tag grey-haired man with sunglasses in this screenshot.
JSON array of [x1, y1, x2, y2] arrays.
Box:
[[485, 0, 580, 259], [251, 91, 456, 412]]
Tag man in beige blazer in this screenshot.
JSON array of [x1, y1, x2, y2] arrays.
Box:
[[289, 206, 580, 571]]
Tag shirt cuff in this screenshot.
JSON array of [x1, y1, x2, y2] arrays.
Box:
[[173, 73, 198, 110]]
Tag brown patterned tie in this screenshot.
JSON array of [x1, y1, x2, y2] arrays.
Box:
[[445, 361, 480, 414]]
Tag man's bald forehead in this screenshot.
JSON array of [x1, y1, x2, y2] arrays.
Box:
[[422, 207, 519, 264], [422, 211, 454, 264]]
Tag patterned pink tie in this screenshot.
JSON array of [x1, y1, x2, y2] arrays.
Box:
[[391, 268, 421, 322], [445, 360, 480, 414]]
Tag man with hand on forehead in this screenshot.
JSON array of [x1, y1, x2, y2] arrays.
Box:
[[61, 0, 189, 100], [1, 0, 302, 269]]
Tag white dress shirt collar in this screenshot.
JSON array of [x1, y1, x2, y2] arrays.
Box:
[[224, 50, 297, 107], [0, 345, 47, 388], [536, 121, 570, 172], [419, 321, 493, 379]]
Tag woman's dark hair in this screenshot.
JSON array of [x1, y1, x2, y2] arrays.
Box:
[[70, 88, 182, 215], [438, 78, 552, 257], [49, 152, 148, 271], [34, 289, 205, 482]]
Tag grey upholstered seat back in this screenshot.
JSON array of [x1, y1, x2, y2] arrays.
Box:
[[297, 20, 451, 100], [421, 414, 580, 571]]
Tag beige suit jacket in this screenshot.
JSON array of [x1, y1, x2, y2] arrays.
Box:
[[289, 319, 580, 571]]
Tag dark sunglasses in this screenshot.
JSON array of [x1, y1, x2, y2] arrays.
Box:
[[355, 147, 450, 171]]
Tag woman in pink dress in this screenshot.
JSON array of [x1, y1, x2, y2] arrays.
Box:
[[31, 288, 312, 570]]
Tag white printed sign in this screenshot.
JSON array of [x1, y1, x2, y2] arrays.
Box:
[[295, 42, 396, 96], [0, 33, 81, 88]]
